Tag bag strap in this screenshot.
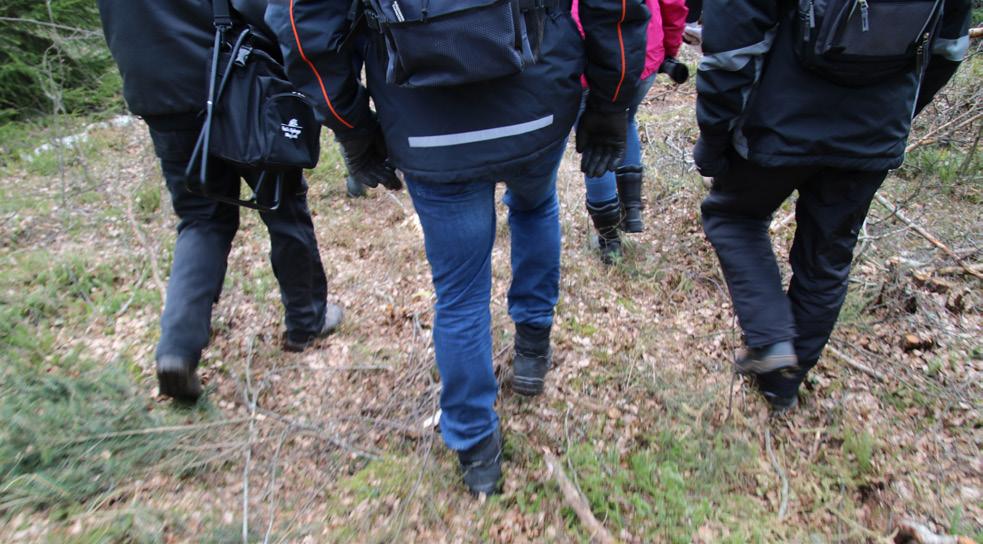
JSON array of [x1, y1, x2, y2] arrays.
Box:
[[213, 0, 234, 29]]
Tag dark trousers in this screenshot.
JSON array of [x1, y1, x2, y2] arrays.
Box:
[[149, 126, 328, 363], [701, 155, 886, 383]]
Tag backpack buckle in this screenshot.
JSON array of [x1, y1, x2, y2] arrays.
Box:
[[234, 44, 253, 67]]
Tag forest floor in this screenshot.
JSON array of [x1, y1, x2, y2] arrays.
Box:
[[1, 50, 981, 543]]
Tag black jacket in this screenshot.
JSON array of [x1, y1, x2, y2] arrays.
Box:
[[266, 0, 650, 183], [695, 0, 971, 172], [98, 0, 272, 129]]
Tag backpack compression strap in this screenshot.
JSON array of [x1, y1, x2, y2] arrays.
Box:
[[213, 0, 234, 29]]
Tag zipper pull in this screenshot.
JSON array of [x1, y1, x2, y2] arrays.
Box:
[[802, 0, 815, 42], [859, 0, 869, 32]]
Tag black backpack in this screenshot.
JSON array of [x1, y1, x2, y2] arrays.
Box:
[[362, 0, 550, 88], [794, 0, 944, 86], [185, 0, 321, 211]]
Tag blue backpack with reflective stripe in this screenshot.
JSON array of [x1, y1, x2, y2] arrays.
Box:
[[794, 0, 944, 86]]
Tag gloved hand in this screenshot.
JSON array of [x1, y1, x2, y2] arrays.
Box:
[[576, 99, 628, 178], [693, 133, 732, 178], [336, 117, 402, 191]]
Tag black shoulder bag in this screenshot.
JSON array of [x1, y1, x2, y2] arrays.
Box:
[[185, 0, 321, 211]]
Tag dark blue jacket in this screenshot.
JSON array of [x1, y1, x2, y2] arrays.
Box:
[[98, 0, 274, 129], [696, 0, 971, 172], [267, 0, 651, 183]]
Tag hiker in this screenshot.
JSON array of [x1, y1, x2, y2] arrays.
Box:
[[267, 0, 649, 494], [694, 0, 971, 412], [97, 0, 344, 402], [574, 0, 688, 263]]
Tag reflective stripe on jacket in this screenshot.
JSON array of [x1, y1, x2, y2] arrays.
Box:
[[267, 0, 650, 183]]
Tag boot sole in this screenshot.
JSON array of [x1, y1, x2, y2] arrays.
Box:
[[733, 355, 798, 376], [511, 375, 545, 396], [156, 361, 202, 402]]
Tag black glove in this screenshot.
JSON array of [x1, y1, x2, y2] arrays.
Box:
[[576, 98, 628, 178], [336, 117, 402, 191], [658, 57, 689, 84], [693, 133, 731, 178]]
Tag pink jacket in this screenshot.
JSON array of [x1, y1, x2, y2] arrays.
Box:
[[572, 0, 688, 79]]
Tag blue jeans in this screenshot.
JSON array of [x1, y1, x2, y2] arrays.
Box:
[[405, 141, 565, 451], [584, 75, 656, 205]]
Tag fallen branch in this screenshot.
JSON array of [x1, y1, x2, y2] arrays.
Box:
[[543, 451, 615, 544], [895, 519, 976, 544], [62, 418, 251, 443], [763, 427, 789, 521], [921, 264, 983, 277], [969, 27, 982, 40], [874, 194, 983, 280], [905, 111, 982, 154], [242, 337, 258, 544], [828, 345, 887, 382]]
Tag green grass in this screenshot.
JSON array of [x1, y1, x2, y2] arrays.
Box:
[[562, 425, 775, 542], [0, 249, 217, 524], [51, 507, 168, 544], [842, 428, 876, 478], [320, 452, 450, 542]]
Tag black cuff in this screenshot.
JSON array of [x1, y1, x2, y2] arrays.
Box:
[[585, 92, 630, 115]]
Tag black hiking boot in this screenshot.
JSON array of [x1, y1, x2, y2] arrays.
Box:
[[511, 323, 552, 397], [586, 200, 622, 265], [755, 363, 808, 416], [283, 303, 344, 352], [762, 391, 799, 415], [458, 428, 503, 496], [616, 165, 645, 233], [733, 340, 798, 376], [346, 175, 367, 198], [156, 355, 202, 402]]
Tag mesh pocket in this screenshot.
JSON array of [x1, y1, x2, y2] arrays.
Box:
[[384, 0, 530, 87]]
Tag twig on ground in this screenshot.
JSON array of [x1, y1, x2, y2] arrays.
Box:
[[61, 418, 251, 443], [257, 408, 381, 459], [905, 111, 982, 154], [242, 337, 258, 544], [543, 450, 615, 544], [874, 194, 983, 280], [386, 191, 409, 216], [763, 426, 789, 521], [123, 189, 167, 301], [827, 345, 887, 382], [926, 264, 983, 276], [769, 210, 796, 234], [826, 506, 890, 542], [895, 519, 976, 544], [114, 265, 149, 317], [262, 426, 292, 544]]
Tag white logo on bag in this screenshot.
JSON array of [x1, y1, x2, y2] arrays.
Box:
[[281, 119, 302, 140]]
